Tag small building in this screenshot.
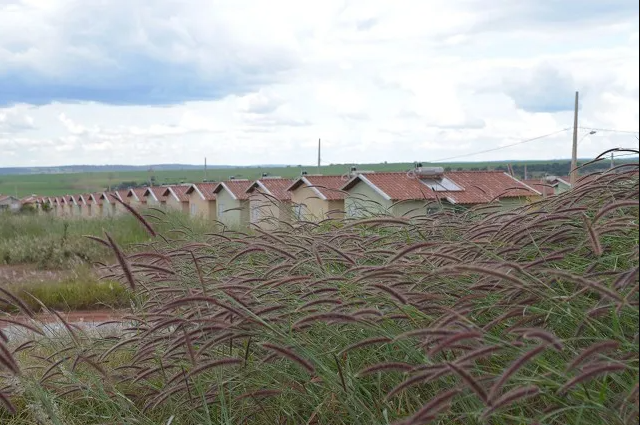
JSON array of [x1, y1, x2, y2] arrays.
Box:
[[341, 169, 541, 218], [287, 175, 347, 221], [523, 179, 556, 198], [126, 188, 148, 210], [111, 190, 131, 215], [0, 195, 21, 213], [162, 186, 190, 214], [212, 180, 251, 229], [245, 178, 294, 230], [542, 176, 572, 194], [96, 192, 118, 217], [78, 194, 94, 218], [19, 195, 39, 213], [142, 187, 168, 209], [185, 182, 218, 220]]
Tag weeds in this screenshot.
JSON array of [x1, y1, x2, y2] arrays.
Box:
[[0, 167, 638, 424]]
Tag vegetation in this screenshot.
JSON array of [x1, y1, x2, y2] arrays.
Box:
[[0, 211, 218, 268], [0, 266, 131, 313], [0, 167, 638, 424], [2, 158, 637, 198]]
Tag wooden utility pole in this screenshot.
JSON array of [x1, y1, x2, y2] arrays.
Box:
[[317, 138, 321, 173], [524, 164, 528, 180], [570, 91, 579, 186], [204, 157, 208, 182]]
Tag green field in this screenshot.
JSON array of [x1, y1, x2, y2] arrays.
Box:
[[2, 158, 636, 198]]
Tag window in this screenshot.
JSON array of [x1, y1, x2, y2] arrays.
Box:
[[420, 177, 463, 192], [190, 203, 197, 217], [293, 204, 304, 220], [217, 202, 225, 218]]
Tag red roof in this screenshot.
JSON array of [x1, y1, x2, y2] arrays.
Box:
[[523, 180, 555, 196], [127, 188, 147, 203], [246, 178, 293, 201], [186, 183, 218, 201], [287, 175, 348, 201], [90, 193, 104, 205], [342, 171, 540, 205], [162, 185, 190, 202], [213, 180, 251, 200], [143, 187, 168, 202]]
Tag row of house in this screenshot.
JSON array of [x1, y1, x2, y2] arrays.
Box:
[[24, 168, 566, 229]]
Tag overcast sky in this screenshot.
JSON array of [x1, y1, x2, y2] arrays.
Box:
[[0, 0, 638, 167]]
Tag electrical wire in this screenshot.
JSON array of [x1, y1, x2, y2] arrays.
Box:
[[429, 128, 571, 163], [578, 127, 639, 134]]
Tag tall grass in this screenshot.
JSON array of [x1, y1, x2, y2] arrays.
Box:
[[0, 168, 638, 424], [0, 211, 218, 268]]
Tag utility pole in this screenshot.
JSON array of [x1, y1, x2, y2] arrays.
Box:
[[204, 157, 208, 182], [317, 138, 321, 174], [610, 152, 614, 169], [570, 91, 579, 186], [524, 164, 528, 180]]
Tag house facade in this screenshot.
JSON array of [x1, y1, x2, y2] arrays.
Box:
[[287, 175, 347, 221], [246, 178, 293, 230], [0, 195, 21, 213], [212, 180, 251, 229], [142, 187, 168, 209], [162, 186, 190, 214], [185, 183, 218, 220], [126, 188, 148, 210], [341, 169, 541, 218]]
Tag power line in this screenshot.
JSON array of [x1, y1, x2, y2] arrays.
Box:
[[429, 128, 571, 163], [579, 127, 640, 134]]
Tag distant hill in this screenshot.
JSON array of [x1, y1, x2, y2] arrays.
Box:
[[0, 164, 252, 175]]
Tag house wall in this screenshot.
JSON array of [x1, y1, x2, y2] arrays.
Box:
[[249, 193, 290, 230], [145, 197, 162, 209], [188, 193, 216, 221], [82, 203, 92, 219], [165, 196, 183, 212], [391, 200, 435, 218], [128, 197, 144, 210], [0, 198, 21, 212], [216, 190, 249, 229], [344, 182, 393, 218], [498, 196, 532, 210], [555, 182, 571, 194], [290, 185, 331, 221]]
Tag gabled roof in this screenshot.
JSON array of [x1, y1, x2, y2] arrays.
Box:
[[185, 182, 218, 201], [65, 195, 78, 205], [20, 195, 38, 204], [523, 179, 555, 197], [78, 194, 93, 205], [127, 188, 147, 203], [162, 185, 190, 202], [342, 171, 540, 205], [213, 180, 251, 200], [89, 193, 104, 205], [246, 178, 293, 201], [287, 175, 348, 201], [143, 186, 169, 202], [0, 195, 20, 203]]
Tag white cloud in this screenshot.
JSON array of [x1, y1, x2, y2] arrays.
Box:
[[0, 0, 638, 167]]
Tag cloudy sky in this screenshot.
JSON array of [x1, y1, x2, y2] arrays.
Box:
[[1, 0, 638, 167]]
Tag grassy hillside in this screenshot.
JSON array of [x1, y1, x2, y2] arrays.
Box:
[[2, 158, 637, 198], [1, 169, 637, 424]]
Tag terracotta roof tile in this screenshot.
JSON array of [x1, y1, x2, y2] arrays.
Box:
[[143, 187, 169, 202], [186, 182, 218, 201], [162, 185, 190, 202], [246, 178, 293, 201], [288, 175, 349, 200], [342, 171, 539, 205], [213, 180, 251, 200]]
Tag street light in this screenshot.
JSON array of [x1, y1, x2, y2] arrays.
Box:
[[578, 130, 597, 145]]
